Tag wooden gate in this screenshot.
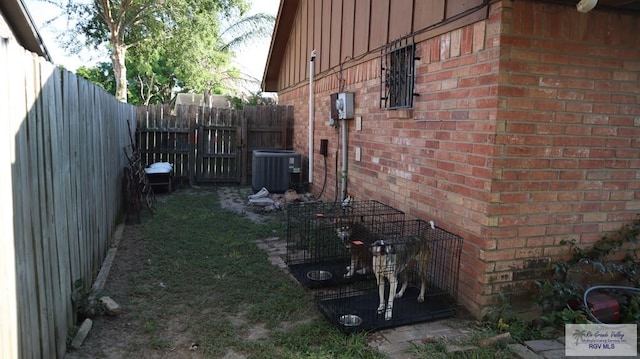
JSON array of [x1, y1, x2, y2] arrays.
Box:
[[136, 104, 293, 185]]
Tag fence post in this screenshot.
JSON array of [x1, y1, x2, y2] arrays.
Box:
[[240, 109, 248, 186], [194, 105, 204, 184], [280, 106, 288, 150], [186, 105, 196, 186]]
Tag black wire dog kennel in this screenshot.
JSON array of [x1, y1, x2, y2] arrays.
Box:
[[286, 200, 405, 288], [314, 219, 463, 333]]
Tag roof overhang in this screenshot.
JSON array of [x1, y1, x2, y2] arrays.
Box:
[[0, 0, 52, 61], [261, 0, 298, 92]]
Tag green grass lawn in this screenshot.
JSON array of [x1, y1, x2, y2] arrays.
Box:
[[130, 188, 385, 358]]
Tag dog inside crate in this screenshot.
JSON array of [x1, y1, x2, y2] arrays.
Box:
[[286, 201, 406, 288], [315, 219, 463, 332], [335, 216, 380, 278], [371, 230, 431, 320]]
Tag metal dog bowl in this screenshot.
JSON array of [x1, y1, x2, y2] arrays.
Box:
[[307, 270, 332, 281], [339, 314, 363, 327]]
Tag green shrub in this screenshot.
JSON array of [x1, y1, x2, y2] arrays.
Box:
[[534, 215, 640, 327]]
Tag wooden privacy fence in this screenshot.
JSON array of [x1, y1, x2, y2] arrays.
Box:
[[136, 104, 294, 185], [0, 38, 135, 359]]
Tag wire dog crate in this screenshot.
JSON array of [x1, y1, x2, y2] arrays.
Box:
[[286, 200, 405, 288], [314, 219, 463, 333]]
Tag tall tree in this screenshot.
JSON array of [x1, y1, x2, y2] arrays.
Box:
[[126, 11, 274, 105], [63, 0, 249, 102], [87, 12, 273, 105]]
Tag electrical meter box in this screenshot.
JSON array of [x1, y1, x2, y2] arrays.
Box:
[[335, 92, 354, 120]]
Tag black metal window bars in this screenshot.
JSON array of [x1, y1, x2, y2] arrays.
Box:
[[380, 34, 419, 110]]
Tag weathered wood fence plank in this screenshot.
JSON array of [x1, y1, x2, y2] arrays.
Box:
[[1, 38, 136, 359], [50, 63, 73, 356], [26, 50, 47, 359], [0, 37, 19, 359]]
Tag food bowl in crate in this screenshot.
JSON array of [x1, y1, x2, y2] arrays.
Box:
[[339, 314, 363, 327], [307, 270, 332, 281]]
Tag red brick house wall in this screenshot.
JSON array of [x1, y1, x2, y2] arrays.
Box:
[[275, 1, 640, 318], [488, 1, 640, 310]]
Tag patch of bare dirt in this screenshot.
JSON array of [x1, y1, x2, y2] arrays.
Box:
[[64, 224, 203, 359], [65, 224, 141, 358], [217, 187, 265, 223]]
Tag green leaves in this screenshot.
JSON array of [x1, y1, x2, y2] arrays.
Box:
[[534, 215, 640, 327], [56, 0, 271, 102], [76, 62, 116, 94]]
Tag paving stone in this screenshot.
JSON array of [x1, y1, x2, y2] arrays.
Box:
[[432, 329, 468, 341], [507, 344, 543, 359], [384, 325, 429, 341], [380, 328, 418, 343], [524, 339, 565, 352], [540, 348, 567, 359], [381, 323, 464, 343], [70, 318, 93, 350], [99, 296, 121, 315], [412, 320, 455, 332], [267, 257, 286, 268], [374, 341, 414, 359], [408, 321, 468, 341], [478, 332, 511, 347], [366, 332, 389, 349]]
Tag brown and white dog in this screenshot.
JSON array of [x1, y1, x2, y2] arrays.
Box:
[[336, 219, 373, 278], [371, 222, 433, 320]]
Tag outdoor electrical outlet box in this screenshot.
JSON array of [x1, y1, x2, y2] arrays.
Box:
[[336, 92, 354, 120], [319, 139, 328, 156]]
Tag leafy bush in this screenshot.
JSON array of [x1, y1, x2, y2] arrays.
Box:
[[534, 215, 640, 326]]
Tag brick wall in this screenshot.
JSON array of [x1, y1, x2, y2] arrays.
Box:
[[278, 1, 640, 318], [487, 1, 640, 312]]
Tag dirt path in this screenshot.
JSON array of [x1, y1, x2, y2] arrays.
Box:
[[65, 224, 175, 359]]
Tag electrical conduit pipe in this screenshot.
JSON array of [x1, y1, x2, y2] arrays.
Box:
[[308, 50, 316, 185]]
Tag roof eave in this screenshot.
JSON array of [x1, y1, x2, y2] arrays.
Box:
[[261, 0, 299, 93], [0, 0, 52, 62]]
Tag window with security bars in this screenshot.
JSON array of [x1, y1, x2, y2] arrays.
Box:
[[380, 35, 418, 110]]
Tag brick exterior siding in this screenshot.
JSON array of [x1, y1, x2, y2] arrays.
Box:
[[278, 1, 640, 318]]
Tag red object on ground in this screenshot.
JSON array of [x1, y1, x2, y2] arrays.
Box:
[[586, 293, 620, 324]]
